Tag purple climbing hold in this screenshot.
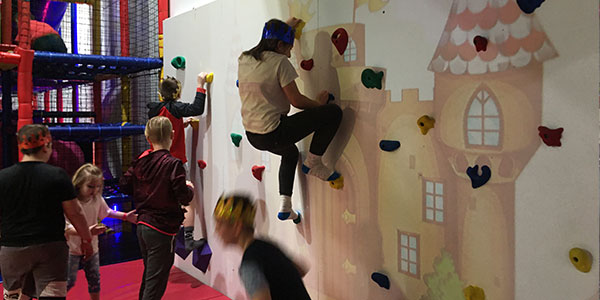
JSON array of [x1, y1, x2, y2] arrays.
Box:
[[192, 241, 213, 273], [466, 165, 491, 189], [516, 0, 545, 14], [379, 140, 400, 152], [371, 272, 390, 289]]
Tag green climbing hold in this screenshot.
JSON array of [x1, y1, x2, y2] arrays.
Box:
[[171, 56, 186, 69], [361, 69, 384, 89], [230, 133, 242, 147]]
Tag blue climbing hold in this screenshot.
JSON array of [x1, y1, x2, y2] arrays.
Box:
[[516, 0, 545, 14], [371, 272, 390, 289], [236, 79, 239, 88], [466, 165, 491, 189], [379, 140, 400, 152], [327, 93, 335, 103]]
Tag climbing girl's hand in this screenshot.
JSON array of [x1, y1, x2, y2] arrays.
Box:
[[316, 90, 329, 105], [197, 72, 208, 87]]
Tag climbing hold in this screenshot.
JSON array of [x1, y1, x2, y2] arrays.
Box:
[[361, 69, 384, 89], [300, 59, 314, 71], [171, 56, 186, 69], [417, 115, 435, 135], [236, 79, 239, 87], [473, 36, 488, 52], [188, 118, 200, 130], [516, 0, 545, 14], [466, 165, 491, 189], [197, 160, 207, 169], [252, 165, 265, 181], [192, 240, 212, 273], [230, 133, 242, 147], [379, 140, 400, 152], [206, 72, 214, 83], [538, 126, 563, 147], [464, 285, 486, 300], [294, 20, 305, 39], [371, 272, 390, 289], [329, 175, 344, 190], [331, 28, 349, 55], [569, 248, 592, 273], [327, 93, 335, 103]]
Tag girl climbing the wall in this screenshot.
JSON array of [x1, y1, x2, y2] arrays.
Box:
[[238, 18, 343, 224]]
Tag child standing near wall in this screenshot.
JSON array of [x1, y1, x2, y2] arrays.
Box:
[[65, 163, 138, 300], [147, 73, 210, 251], [238, 18, 343, 223], [214, 194, 311, 300], [120, 116, 195, 300]]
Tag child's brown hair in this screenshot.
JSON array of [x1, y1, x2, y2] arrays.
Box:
[[145, 116, 173, 145], [159, 76, 182, 101]]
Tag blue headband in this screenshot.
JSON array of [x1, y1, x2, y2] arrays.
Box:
[[262, 22, 295, 45]]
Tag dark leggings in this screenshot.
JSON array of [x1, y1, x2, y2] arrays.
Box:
[[246, 104, 343, 196]]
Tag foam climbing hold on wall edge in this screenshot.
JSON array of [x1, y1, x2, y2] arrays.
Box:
[[294, 20, 305, 39], [329, 175, 344, 190], [466, 165, 491, 189], [171, 56, 186, 69], [206, 72, 214, 83], [192, 241, 212, 273], [197, 160, 207, 169], [371, 272, 390, 289], [379, 140, 400, 152], [417, 115, 435, 135], [538, 126, 563, 147], [463, 285, 486, 300], [174, 226, 192, 259], [230, 133, 243, 147], [361, 68, 384, 89], [516, 0, 545, 14], [569, 248, 592, 273], [252, 165, 265, 181]]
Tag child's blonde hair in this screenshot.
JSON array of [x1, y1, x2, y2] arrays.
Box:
[[72, 163, 103, 196], [145, 116, 173, 145]]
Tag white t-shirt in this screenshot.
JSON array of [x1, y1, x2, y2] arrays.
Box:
[[238, 51, 298, 134], [65, 195, 111, 255]]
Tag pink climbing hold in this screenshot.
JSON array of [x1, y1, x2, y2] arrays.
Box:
[[300, 59, 314, 71], [197, 160, 207, 169], [331, 28, 348, 55], [252, 165, 265, 181]]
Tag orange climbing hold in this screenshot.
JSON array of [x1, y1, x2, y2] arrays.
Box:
[[329, 175, 344, 190], [417, 115, 435, 135]]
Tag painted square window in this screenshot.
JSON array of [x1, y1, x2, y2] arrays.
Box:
[[343, 38, 357, 62], [423, 179, 444, 223], [466, 86, 501, 147], [398, 231, 420, 278]]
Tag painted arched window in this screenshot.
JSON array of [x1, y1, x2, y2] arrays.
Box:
[[466, 87, 501, 147], [343, 38, 357, 62]]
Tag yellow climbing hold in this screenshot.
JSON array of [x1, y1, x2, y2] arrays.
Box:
[[417, 115, 435, 135], [206, 72, 214, 83], [294, 20, 306, 39], [329, 175, 344, 190], [188, 118, 200, 131], [569, 248, 592, 273], [463, 285, 485, 300]]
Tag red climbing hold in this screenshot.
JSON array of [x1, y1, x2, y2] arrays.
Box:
[[252, 165, 265, 181], [331, 28, 348, 55], [473, 36, 488, 52], [197, 160, 207, 169], [538, 126, 563, 147], [300, 59, 314, 71]]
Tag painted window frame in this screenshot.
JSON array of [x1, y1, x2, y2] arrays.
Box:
[[422, 178, 444, 224], [398, 231, 420, 278], [343, 37, 357, 62], [464, 85, 503, 149]]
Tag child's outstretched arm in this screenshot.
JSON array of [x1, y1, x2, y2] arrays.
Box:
[[282, 80, 329, 109], [172, 72, 209, 118]]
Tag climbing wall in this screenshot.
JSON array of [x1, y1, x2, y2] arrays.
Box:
[[164, 0, 599, 299]]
